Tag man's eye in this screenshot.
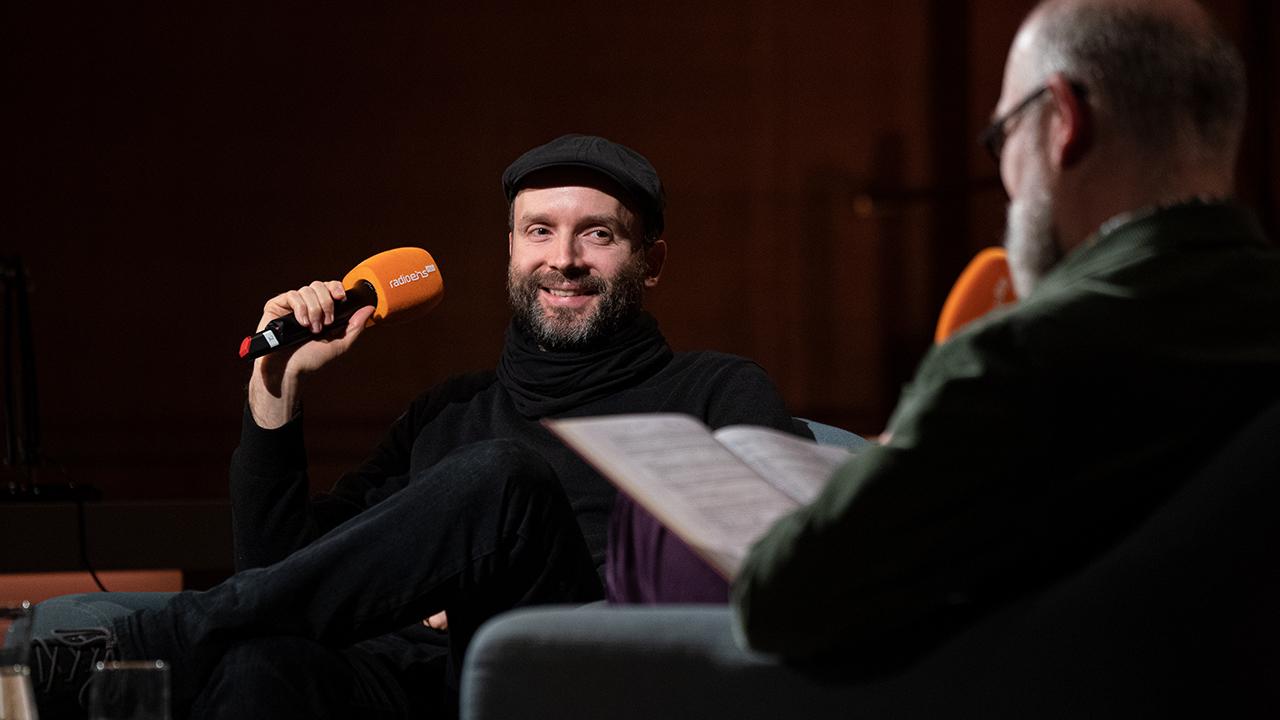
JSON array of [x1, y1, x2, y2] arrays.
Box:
[[528, 226, 552, 236], [586, 229, 613, 242]]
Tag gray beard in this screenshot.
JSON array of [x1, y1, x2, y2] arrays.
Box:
[[507, 255, 647, 351], [1004, 183, 1063, 298]]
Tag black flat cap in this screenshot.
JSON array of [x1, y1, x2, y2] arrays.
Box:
[[502, 134, 666, 239]]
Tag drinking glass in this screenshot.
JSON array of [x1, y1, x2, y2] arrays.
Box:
[[88, 660, 170, 720], [0, 601, 38, 720]]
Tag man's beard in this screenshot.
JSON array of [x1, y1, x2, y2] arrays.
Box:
[[1004, 180, 1063, 299], [507, 253, 648, 351]]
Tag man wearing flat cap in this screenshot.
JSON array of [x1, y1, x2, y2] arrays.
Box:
[[33, 135, 800, 719]]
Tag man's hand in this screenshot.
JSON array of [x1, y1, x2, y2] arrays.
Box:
[[423, 611, 448, 631], [247, 280, 376, 429]]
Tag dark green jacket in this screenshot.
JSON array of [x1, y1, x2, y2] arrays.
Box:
[[733, 202, 1280, 661]]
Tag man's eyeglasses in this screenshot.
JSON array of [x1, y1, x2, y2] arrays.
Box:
[[978, 82, 1086, 164]]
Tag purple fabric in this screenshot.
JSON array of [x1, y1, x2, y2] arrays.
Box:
[[606, 494, 728, 604]]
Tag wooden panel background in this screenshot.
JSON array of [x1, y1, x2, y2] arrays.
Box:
[[6, 1, 1277, 504]]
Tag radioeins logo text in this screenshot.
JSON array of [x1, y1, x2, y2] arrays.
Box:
[[389, 264, 438, 288]]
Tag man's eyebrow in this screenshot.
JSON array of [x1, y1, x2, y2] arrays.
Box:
[[576, 214, 625, 229], [518, 212, 554, 227]]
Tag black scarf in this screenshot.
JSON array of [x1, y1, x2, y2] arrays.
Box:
[[497, 311, 674, 418]]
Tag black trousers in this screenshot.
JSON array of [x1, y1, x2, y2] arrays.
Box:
[[115, 439, 604, 719]]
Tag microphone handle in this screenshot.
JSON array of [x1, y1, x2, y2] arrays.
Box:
[[239, 280, 378, 360]]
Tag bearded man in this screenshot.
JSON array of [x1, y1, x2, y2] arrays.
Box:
[[34, 135, 799, 719], [734, 0, 1280, 665]]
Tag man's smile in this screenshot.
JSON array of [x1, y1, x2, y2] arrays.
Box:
[[540, 284, 598, 309]]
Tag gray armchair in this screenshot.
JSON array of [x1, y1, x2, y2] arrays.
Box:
[[461, 402, 1280, 719]]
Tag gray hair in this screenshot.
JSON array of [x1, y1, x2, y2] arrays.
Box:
[[1032, 3, 1247, 164]]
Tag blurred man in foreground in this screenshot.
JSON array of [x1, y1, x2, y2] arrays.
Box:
[[735, 0, 1280, 671]]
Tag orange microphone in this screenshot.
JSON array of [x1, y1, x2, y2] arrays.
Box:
[[239, 247, 444, 360], [934, 247, 1015, 344]]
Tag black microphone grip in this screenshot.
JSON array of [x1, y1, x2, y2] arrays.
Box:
[[239, 280, 378, 360]]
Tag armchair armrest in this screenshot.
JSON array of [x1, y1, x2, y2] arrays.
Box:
[[461, 605, 880, 720]]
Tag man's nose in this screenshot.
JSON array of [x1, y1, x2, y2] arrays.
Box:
[[548, 236, 585, 272]]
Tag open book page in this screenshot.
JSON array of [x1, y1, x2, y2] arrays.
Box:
[[548, 415, 860, 578], [547, 414, 802, 579], [712, 426, 854, 505]]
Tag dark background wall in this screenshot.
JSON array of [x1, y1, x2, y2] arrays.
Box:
[[6, 1, 1277, 502]]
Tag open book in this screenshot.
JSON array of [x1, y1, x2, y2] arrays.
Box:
[[545, 413, 857, 581]]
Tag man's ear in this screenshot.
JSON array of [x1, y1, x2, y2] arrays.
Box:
[[507, 231, 513, 256], [1046, 73, 1091, 168], [643, 239, 667, 288]]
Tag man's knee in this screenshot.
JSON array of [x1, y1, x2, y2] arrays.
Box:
[[407, 439, 562, 509], [450, 438, 556, 482]]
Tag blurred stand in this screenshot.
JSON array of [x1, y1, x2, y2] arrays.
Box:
[[2, 256, 98, 503]]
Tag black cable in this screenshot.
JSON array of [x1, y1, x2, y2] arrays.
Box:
[[75, 494, 110, 592], [49, 456, 111, 593]]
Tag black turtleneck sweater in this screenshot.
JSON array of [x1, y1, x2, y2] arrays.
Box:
[[228, 314, 797, 588]]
